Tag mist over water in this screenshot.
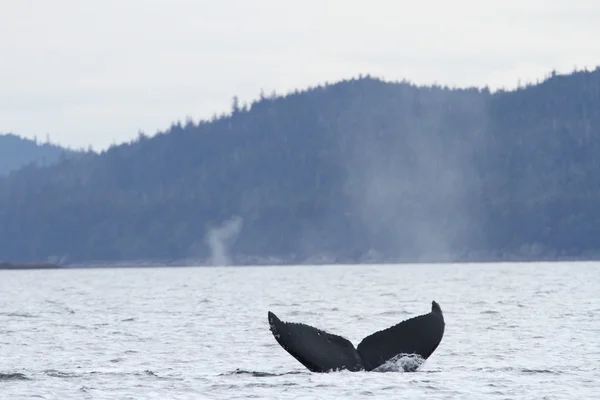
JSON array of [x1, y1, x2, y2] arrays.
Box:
[[0, 262, 598, 399], [341, 86, 489, 261]]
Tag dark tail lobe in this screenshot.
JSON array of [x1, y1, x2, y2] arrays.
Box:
[[356, 301, 445, 371], [267, 311, 364, 372]]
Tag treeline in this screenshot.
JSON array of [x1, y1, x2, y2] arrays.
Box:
[[1, 68, 600, 265], [0, 133, 75, 175]]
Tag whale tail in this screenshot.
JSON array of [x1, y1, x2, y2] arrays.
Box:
[[267, 301, 445, 373]]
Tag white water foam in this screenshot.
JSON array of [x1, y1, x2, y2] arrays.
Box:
[[372, 353, 426, 372]]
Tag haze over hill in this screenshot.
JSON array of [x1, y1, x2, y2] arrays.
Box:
[[1, 68, 599, 265], [0, 134, 74, 175]]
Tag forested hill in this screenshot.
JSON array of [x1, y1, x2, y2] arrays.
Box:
[[1, 68, 600, 265], [0, 134, 74, 175]]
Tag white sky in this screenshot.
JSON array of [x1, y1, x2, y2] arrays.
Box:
[[1, 0, 599, 150]]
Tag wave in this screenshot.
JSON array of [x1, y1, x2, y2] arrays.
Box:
[[0, 372, 30, 381]]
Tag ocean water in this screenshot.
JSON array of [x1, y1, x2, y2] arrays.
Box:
[[1, 262, 599, 399]]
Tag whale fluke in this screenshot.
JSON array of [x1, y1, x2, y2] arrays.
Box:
[[267, 301, 445, 372]]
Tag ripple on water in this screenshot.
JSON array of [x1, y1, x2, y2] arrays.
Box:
[[0, 372, 30, 381], [0, 312, 38, 318]]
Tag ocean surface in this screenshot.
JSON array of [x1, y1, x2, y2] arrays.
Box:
[[1, 262, 599, 399]]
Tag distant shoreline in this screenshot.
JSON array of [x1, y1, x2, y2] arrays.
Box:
[[0, 254, 600, 271], [0, 262, 64, 270], [2, 252, 598, 271]]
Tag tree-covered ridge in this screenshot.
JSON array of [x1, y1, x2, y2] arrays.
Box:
[[0, 133, 75, 175], [1, 68, 599, 265]]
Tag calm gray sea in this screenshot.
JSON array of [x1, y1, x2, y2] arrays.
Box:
[[1, 262, 599, 399]]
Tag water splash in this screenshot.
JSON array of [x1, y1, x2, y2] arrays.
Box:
[[205, 216, 243, 266], [373, 353, 426, 372]]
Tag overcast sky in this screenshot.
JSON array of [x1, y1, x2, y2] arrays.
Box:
[[1, 0, 599, 150]]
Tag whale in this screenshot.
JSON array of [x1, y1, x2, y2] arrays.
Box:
[[267, 301, 445, 372]]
